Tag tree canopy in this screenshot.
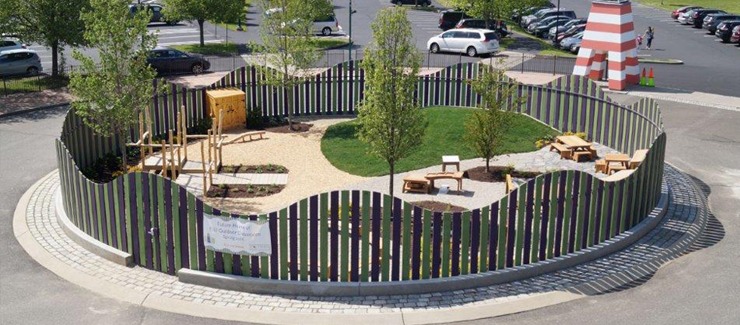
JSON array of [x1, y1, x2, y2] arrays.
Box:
[[357, 7, 426, 198], [69, 0, 158, 168], [1, 0, 89, 76]]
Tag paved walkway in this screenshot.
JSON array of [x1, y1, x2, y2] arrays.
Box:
[[14, 164, 707, 324]]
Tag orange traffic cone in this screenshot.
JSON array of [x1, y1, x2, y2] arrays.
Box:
[[647, 68, 655, 87], [640, 68, 647, 86]]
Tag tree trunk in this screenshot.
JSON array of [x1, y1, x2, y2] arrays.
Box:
[[198, 19, 205, 46], [389, 162, 395, 199], [485, 157, 490, 173], [51, 41, 59, 77], [118, 132, 128, 172]]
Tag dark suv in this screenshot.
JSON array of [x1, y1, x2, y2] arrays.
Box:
[[703, 14, 740, 34], [454, 19, 509, 38], [689, 9, 726, 28], [391, 0, 431, 6], [439, 10, 471, 30], [147, 47, 211, 75], [715, 20, 740, 42]]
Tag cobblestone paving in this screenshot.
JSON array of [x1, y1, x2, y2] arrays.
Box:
[[24, 165, 704, 315]]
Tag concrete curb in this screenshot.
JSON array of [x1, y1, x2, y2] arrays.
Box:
[[639, 58, 683, 65], [54, 188, 133, 267], [14, 166, 708, 325], [0, 102, 69, 119]]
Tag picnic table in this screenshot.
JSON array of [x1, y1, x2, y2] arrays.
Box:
[[604, 153, 630, 174], [556, 135, 594, 161]]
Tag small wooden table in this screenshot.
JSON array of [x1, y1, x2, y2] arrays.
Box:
[[604, 153, 630, 174], [403, 175, 431, 194], [425, 172, 464, 192], [442, 155, 460, 172], [557, 135, 593, 161]]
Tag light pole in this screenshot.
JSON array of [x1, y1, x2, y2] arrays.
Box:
[[553, 0, 561, 46], [348, 0, 357, 61]]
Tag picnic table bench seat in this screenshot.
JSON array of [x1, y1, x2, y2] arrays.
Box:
[[550, 142, 572, 160]]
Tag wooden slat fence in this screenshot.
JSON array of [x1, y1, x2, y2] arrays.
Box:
[[55, 63, 666, 282]]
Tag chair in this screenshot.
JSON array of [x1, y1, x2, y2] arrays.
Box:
[[595, 159, 607, 173]]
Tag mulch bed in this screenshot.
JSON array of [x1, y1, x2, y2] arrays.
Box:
[[264, 122, 313, 133], [411, 200, 468, 213], [206, 184, 285, 198], [220, 164, 289, 174], [465, 166, 542, 183]]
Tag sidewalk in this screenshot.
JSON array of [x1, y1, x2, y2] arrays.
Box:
[[0, 88, 72, 117], [13, 164, 707, 324]]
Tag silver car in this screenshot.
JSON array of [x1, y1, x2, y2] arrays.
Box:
[[0, 49, 43, 76], [0, 38, 26, 53], [427, 28, 500, 57]]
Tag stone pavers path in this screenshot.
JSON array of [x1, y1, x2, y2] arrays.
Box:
[[16, 164, 708, 323]]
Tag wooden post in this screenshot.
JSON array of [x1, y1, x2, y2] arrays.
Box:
[[138, 112, 145, 165], [168, 129, 176, 178], [207, 130, 214, 186], [161, 140, 167, 176], [200, 140, 207, 196], [145, 106, 153, 157], [218, 109, 224, 169], [180, 105, 188, 161]]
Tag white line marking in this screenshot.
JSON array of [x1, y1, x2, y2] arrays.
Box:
[[157, 40, 223, 46]]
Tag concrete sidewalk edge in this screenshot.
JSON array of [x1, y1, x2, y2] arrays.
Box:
[[0, 102, 69, 118]]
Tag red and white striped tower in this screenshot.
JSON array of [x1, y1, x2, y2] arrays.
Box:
[[573, 0, 639, 90]]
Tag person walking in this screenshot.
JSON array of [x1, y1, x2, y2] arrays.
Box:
[[645, 26, 655, 50]]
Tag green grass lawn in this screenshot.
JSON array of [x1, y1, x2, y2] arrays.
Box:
[[2, 75, 68, 95], [639, 0, 740, 13], [313, 37, 349, 49], [172, 43, 240, 56], [321, 106, 560, 177]]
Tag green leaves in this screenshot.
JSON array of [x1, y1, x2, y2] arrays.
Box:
[[357, 7, 425, 197], [69, 0, 157, 168]]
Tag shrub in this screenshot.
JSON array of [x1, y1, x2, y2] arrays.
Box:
[[247, 106, 264, 130]]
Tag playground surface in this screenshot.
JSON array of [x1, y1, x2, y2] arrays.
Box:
[[175, 116, 619, 215]]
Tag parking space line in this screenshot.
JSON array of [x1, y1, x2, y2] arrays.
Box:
[[157, 40, 223, 46]]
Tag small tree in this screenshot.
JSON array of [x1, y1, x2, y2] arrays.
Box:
[[164, 0, 245, 47], [69, 0, 158, 169], [259, 0, 329, 130], [357, 7, 426, 198], [465, 64, 524, 172], [2, 0, 89, 76]]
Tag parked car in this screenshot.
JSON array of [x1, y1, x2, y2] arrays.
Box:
[[0, 38, 26, 53], [703, 14, 740, 34], [677, 10, 694, 24], [454, 19, 509, 38], [555, 24, 586, 43], [569, 37, 583, 54], [521, 9, 576, 29], [548, 18, 587, 40], [390, 0, 431, 6], [128, 3, 178, 25], [311, 14, 341, 36], [520, 8, 555, 27], [672, 6, 702, 19], [689, 9, 726, 28], [716, 21, 740, 42], [558, 31, 583, 50], [731, 25, 740, 43], [266, 9, 341, 36], [147, 47, 211, 75], [438, 10, 471, 30], [512, 4, 555, 23], [0, 49, 42, 77], [530, 16, 573, 38], [427, 28, 500, 57]]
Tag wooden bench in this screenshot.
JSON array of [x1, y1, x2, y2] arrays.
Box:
[[602, 169, 635, 182], [629, 149, 648, 169], [223, 131, 266, 144], [550, 142, 572, 160], [403, 175, 431, 194], [505, 174, 515, 193], [424, 172, 464, 192]]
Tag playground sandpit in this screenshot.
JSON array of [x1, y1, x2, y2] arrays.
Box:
[[182, 117, 368, 214]]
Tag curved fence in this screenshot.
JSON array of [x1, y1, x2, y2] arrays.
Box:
[[56, 62, 665, 283]]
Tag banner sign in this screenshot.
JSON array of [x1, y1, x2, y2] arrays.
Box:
[[203, 214, 272, 256]]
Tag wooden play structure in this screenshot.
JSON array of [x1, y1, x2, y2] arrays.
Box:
[[127, 105, 225, 195]]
